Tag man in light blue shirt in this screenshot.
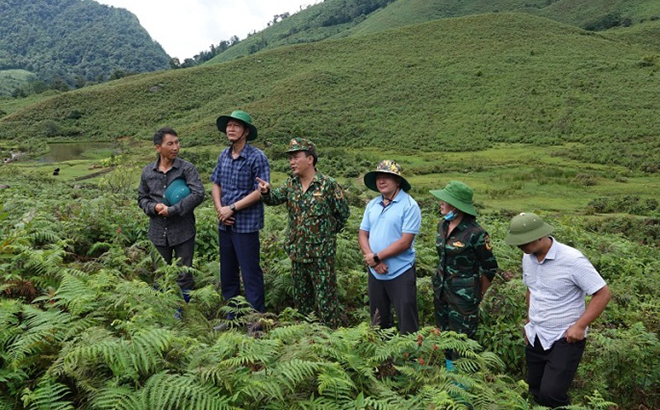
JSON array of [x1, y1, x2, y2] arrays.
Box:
[[358, 160, 422, 334]]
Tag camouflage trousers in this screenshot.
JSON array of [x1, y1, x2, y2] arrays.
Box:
[[291, 256, 340, 328], [433, 285, 480, 339]]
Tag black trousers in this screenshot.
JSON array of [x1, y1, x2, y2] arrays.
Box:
[[526, 336, 586, 408], [155, 236, 195, 290], [368, 265, 419, 335]]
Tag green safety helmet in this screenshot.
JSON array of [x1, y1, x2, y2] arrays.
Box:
[[163, 178, 191, 206], [504, 212, 554, 246]]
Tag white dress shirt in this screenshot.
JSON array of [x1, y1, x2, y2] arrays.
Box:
[[523, 238, 607, 350]]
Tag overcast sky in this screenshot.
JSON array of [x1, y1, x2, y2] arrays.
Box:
[[96, 0, 322, 60]]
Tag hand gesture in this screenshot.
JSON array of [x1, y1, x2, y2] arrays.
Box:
[[155, 203, 169, 217], [374, 262, 388, 275], [256, 177, 270, 194]]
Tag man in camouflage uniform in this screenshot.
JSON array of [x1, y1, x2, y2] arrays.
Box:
[[429, 181, 498, 366], [257, 138, 349, 328]]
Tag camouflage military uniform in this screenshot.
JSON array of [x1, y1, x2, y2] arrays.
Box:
[[434, 215, 498, 338], [262, 172, 350, 327]]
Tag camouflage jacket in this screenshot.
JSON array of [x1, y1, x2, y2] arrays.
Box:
[[435, 216, 498, 304], [262, 172, 350, 262]]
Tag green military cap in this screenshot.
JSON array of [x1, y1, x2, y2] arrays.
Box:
[[363, 160, 411, 192], [286, 137, 316, 156], [504, 212, 554, 245], [216, 110, 258, 141], [429, 181, 478, 216]]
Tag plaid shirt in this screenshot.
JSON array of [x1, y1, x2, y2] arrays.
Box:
[[210, 144, 270, 233], [138, 157, 205, 247]]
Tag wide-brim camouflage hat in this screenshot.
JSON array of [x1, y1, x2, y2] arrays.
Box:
[[286, 137, 316, 156], [504, 212, 554, 245], [363, 160, 411, 192], [216, 110, 258, 141], [429, 181, 478, 216]]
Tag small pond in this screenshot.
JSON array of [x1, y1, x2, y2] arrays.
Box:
[[40, 142, 116, 162]]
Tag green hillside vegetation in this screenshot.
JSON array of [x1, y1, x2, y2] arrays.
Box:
[[604, 19, 660, 53], [342, 0, 550, 37], [205, 0, 660, 65], [540, 0, 660, 29], [1, 8, 659, 409], [2, 13, 659, 171], [0, 141, 657, 408], [0, 70, 35, 98], [0, 0, 170, 89]]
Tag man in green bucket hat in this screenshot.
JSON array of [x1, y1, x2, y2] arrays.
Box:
[[359, 160, 422, 335], [505, 212, 611, 408], [257, 138, 349, 328], [429, 181, 498, 370], [211, 110, 270, 318]]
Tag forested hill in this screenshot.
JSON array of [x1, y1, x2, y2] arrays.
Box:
[[206, 0, 660, 64], [0, 0, 170, 86]]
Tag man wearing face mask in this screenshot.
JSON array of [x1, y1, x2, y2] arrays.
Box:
[[359, 160, 422, 335], [429, 181, 498, 369]]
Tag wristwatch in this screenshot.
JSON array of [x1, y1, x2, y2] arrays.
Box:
[[373, 253, 381, 263], [229, 203, 236, 212]]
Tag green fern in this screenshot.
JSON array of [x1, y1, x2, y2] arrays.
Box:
[[21, 380, 73, 410]]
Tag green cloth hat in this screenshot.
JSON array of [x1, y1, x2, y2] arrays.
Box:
[[163, 178, 190, 206], [429, 181, 478, 216], [504, 212, 554, 245], [286, 137, 316, 156], [216, 110, 258, 141], [363, 160, 411, 192]]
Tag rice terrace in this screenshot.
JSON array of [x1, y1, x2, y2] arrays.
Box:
[[0, 0, 659, 408]]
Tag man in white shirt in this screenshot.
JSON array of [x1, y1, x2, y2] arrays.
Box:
[[505, 213, 611, 408]]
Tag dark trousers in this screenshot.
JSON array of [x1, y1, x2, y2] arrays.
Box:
[[526, 336, 586, 408], [218, 228, 265, 313], [155, 236, 195, 291], [368, 265, 419, 335]]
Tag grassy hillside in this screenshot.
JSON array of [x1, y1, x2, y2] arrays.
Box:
[[206, 0, 660, 64], [342, 0, 548, 37], [604, 19, 660, 53], [2, 13, 658, 170], [540, 0, 660, 29]]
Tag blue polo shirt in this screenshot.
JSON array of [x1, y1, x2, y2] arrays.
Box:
[[359, 189, 421, 280]]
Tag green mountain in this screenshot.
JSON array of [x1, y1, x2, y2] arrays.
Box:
[[2, 13, 658, 170], [206, 0, 660, 64], [0, 0, 170, 89]]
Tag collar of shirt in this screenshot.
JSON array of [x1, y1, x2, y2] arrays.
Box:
[[379, 188, 405, 207], [151, 157, 181, 172], [292, 172, 322, 190], [225, 143, 255, 160], [442, 215, 474, 236]]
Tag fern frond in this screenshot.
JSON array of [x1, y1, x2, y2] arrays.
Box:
[[274, 359, 322, 392], [141, 372, 234, 410], [21, 381, 73, 410], [317, 363, 356, 400], [90, 386, 144, 410]]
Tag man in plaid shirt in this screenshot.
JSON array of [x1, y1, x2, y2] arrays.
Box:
[[211, 110, 270, 315]]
